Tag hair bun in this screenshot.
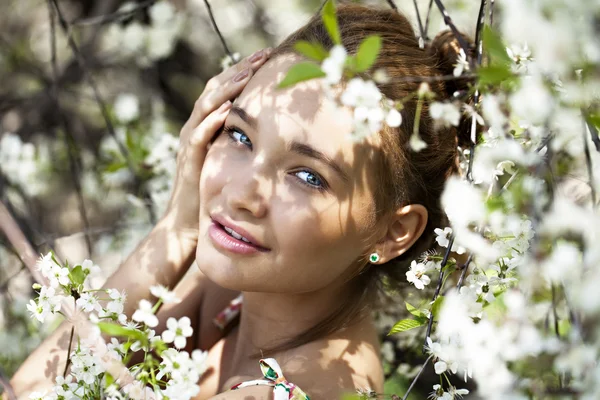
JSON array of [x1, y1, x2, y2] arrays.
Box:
[[426, 30, 474, 98]]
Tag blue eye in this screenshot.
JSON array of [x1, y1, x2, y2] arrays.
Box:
[[294, 170, 325, 190], [225, 126, 252, 149]]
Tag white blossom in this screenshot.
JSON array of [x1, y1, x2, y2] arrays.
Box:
[[150, 284, 181, 304], [162, 316, 193, 349], [406, 260, 432, 290], [453, 48, 470, 77], [385, 108, 402, 128], [114, 93, 140, 123], [320, 45, 347, 85], [430, 101, 461, 128], [76, 293, 102, 313], [132, 299, 159, 327]]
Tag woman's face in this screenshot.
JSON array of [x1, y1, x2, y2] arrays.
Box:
[[196, 53, 383, 294]]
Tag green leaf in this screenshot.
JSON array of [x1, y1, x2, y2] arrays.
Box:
[[478, 65, 513, 86], [105, 160, 127, 173], [104, 372, 114, 387], [355, 35, 382, 73], [430, 295, 444, 318], [277, 62, 326, 88], [69, 265, 86, 287], [125, 130, 135, 150], [405, 301, 424, 317], [322, 0, 341, 45], [294, 41, 329, 62], [388, 318, 425, 335], [482, 25, 511, 66], [98, 322, 144, 341], [586, 113, 600, 130]]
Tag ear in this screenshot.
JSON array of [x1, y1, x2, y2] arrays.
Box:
[[372, 204, 428, 264]]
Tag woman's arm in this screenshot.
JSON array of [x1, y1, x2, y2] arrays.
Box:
[[8, 213, 198, 398]]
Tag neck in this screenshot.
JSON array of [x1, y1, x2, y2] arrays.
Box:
[[230, 282, 351, 366]]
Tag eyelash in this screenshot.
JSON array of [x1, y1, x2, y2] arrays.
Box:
[[222, 124, 328, 192]]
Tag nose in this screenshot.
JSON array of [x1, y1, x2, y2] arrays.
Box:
[[223, 171, 268, 219]]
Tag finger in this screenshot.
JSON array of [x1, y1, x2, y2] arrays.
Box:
[[181, 48, 273, 136], [187, 100, 232, 162]]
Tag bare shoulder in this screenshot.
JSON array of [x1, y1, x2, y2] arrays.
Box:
[[275, 318, 384, 399]]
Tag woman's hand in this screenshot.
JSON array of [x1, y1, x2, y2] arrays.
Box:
[[164, 47, 273, 232]]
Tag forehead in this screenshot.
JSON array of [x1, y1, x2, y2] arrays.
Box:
[[232, 53, 380, 166]]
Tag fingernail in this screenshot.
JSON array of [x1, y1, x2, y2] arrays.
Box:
[[233, 68, 250, 82], [218, 100, 232, 112], [248, 49, 265, 63]]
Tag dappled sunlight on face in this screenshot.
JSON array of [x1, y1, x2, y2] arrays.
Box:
[[196, 53, 384, 294]]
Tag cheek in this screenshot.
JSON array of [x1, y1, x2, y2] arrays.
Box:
[[271, 198, 370, 286]]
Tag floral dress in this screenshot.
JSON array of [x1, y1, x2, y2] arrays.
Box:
[[213, 294, 310, 400]]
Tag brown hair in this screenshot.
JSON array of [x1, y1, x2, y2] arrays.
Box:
[[258, 2, 475, 355]]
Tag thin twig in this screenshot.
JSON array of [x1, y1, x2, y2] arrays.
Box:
[[0, 366, 17, 400], [49, 0, 156, 224], [411, 0, 426, 42], [0, 201, 46, 285], [202, 0, 234, 61], [423, 235, 454, 352], [582, 116, 597, 205], [455, 253, 473, 289], [551, 285, 560, 338], [423, 0, 434, 40], [401, 355, 433, 400], [63, 326, 75, 377], [386, 0, 398, 12], [586, 120, 600, 152], [47, 0, 93, 255], [71, 0, 157, 26], [432, 0, 474, 69]]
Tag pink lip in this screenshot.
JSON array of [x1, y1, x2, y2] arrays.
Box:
[[209, 216, 270, 255]]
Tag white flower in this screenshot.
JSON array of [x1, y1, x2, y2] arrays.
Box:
[[341, 78, 382, 109], [453, 48, 470, 77], [441, 176, 485, 229], [132, 299, 159, 327], [70, 348, 104, 385], [150, 284, 181, 304], [409, 131, 428, 152], [37, 286, 62, 313], [430, 101, 461, 128], [48, 265, 70, 288], [76, 293, 102, 313], [106, 288, 126, 315], [385, 108, 402, 127], [121, 22, 147, 56], [406, 260, 432, 290], [162, 316, 194, 349], [340, 77, 386, 137], [434, 227, 466, 254], [373, 68, 391, 84], [149, 1, 176, 26], [509, 75, 553, 125], [321, 45, 347, 85], [80, 259, 100, 276], [27, 299, 49, 322], [114, 93, 139, 123], [36, 252, 56, 279]]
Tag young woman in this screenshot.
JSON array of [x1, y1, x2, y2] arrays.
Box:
[[11, 3, 472, 399]]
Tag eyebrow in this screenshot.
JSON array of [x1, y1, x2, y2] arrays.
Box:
[[290, 142, 350, 183], [230, 105, 259, 130], [231, 105, 349, 183]]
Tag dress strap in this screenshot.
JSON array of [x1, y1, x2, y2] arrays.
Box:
[[213, 293, 243, 330], [230, 358, 310, 400]]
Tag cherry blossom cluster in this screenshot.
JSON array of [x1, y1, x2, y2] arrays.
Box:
[[26, 253, 208, 400]]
